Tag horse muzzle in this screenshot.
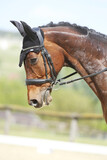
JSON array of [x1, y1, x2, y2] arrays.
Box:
[[28, 88, 52, 108]]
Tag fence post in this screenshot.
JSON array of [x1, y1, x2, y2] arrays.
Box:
[[70, 117, 79, 142], [4, 107, 12, 135]]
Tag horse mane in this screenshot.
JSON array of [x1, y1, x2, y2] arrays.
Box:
[[40, 21, 107, 41]]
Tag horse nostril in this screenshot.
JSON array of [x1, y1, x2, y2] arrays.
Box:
[[30, 99, 39, 107]]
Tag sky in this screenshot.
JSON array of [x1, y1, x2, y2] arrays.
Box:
[[1, 0, 107, 35]]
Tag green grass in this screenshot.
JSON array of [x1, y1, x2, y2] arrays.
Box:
[[0, 120, 69, 141], [10, 127, 69, 142]]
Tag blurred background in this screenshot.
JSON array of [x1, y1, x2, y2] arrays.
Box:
[[0, 0, 107, 159]]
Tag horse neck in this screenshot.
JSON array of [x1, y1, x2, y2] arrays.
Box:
[[44, 28, 107, 105], [71, 36, 107, 105]]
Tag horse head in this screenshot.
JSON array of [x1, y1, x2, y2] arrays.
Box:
[[11, 21, 64, 108]]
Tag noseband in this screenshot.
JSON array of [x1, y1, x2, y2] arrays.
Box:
[[20, 28, 107, 86]]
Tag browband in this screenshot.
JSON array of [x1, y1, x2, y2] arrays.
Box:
[[19, 27, 44, 67]]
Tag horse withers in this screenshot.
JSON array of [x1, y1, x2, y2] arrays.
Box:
[[11, 21, 107, 122]]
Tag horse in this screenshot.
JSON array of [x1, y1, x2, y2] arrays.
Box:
[[11, 21, 107, 123]]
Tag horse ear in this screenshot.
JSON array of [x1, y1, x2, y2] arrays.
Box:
[[20, 21, 36, 41], [10, 20, 26, 37]]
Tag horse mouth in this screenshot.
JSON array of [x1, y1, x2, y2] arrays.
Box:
[[29, 89, 52, 108]]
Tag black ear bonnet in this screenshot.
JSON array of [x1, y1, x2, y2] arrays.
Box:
[[23, 27, 44, 49], [10, 21, 44, 67]]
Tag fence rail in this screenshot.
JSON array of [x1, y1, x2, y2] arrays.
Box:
[[0, 104, 103, 119], [0, 105, 105, 141]]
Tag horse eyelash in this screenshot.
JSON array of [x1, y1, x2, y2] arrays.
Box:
[[30, 58, 38, 65]]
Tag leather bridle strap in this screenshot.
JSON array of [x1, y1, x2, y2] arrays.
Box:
[[55, 67, 107, 85], [26, 78, 53, 85], [26, 67, 107, 86]]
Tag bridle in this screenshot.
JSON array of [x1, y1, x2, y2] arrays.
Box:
[[25, 47, 57, 85], [19, 27, 57, 86], [19, 27, 107, 87]]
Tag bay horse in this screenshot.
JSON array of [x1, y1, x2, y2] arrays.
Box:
[[11, 21, 107, 123]]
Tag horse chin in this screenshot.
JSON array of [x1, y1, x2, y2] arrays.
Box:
[[42, 89, 52, 106]]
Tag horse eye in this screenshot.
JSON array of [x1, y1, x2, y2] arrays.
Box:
[[30, 58, 38, 65]]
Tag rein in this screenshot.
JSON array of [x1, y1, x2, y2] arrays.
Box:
[[56, 68, 107, 85]]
